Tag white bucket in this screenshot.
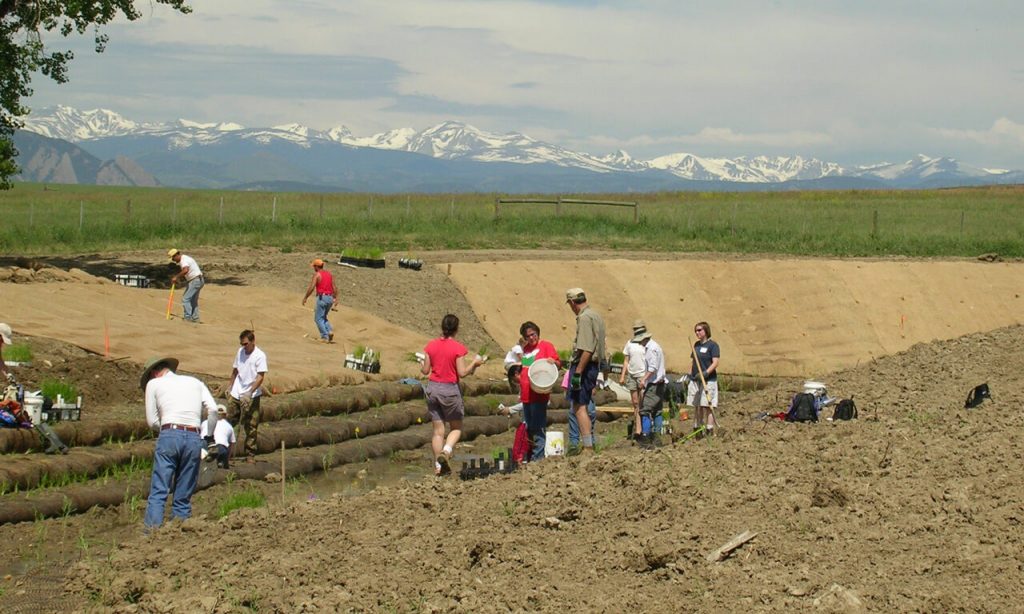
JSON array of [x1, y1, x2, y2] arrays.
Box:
[[545, 430, 565, 457], [528, 360, 559, 394], [23, 394, 43, 425]]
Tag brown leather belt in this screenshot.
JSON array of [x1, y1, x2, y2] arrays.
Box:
[[161, 423, 200, 433]]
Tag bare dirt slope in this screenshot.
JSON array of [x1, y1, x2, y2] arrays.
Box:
[[65, 324, 1024, 612], [448, 257, 1024, 375]]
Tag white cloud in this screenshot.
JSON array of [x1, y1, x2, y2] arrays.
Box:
[[931, 118, 1024, 146]]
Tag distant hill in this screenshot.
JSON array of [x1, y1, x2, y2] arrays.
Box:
[[12, 130, 158, 187]]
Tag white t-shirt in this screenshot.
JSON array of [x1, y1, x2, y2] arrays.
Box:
[[623, 341, 647, 377], [145, 372, 218, 430], [201, 418, 237, 448], [230, 346, 268, 400], [644, 338, 667, 384], [177, 254, 203, 281]]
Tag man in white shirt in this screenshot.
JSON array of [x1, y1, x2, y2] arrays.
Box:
[[201, 405, 237, 468], [168, 248, 204, 323], [635, 327, 668, 449], [619, 319, 649, 439], [228, 329, 268, 463], [142, 355, 218, 529]]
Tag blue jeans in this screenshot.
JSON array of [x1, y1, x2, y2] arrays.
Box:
[[182, 277, 204, 322], [314, 294, 334, 339], [523, 401, 548, 461], [145, 428, 202, 528], [568, 399, 597, 446]]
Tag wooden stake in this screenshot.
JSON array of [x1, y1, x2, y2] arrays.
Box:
[[281, 440, 286, 503], [706, 530, 757, 562], [166, 283, 176, 320]]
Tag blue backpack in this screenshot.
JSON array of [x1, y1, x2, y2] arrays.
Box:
[[785, 393, 818, 423]]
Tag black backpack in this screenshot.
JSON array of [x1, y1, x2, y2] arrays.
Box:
[[833, 398, 857, 420], [964, 384, 991, 409], [786, 393, 818, 423]]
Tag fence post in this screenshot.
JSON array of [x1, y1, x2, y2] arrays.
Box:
[[556, 196, 562, 216], [79, 201, 84, 231], [126, 199, 132, 225], [871, 210, 878, 238], [634, 202, 640, 224], [272, 196, 277, 223], [959, 210, 965, 237], [731, 202, 737, 235], [319, 196, 324, 220], [369, 195, 373, 216], [450, 197, 454, 220], [494, 198, 500, 220], [172, 198, 177, 225], [406, 195, 411, 217], [29, 203, 33, 227], [219, 196, 224, 226]]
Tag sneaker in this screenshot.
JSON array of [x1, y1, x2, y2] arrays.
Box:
[[328, 333, 334, 343], [436, 454, 452, 476]]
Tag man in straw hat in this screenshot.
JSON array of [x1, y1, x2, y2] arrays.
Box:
[[564, 287, 605, 453], [167, 248, 205, 323], [0, 323, 12, 381], [141, 356, 218, 529], [633, 323, 668, 449], [302, 258, 338, 342]]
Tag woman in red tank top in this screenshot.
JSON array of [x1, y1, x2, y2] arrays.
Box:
[[302, 259, 338, 342]]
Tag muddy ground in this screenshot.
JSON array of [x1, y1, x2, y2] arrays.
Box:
[[1, 250, 1022, 612]]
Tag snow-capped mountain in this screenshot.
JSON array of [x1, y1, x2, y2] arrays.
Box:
[[20, 106, 1019, 188]]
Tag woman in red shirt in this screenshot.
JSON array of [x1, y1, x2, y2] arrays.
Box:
[[517, 321, 561, 461], [421, 314, 485, 475]]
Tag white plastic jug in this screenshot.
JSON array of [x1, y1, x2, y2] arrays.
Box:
[[545, 430, 565, 456]]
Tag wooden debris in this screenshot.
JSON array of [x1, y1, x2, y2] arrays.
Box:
[[706, 529, 757, 562]]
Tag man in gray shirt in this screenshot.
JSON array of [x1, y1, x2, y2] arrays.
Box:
[[565, 288, 605, 453]]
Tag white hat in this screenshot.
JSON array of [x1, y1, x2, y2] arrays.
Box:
[[0, 323, 11, 345]]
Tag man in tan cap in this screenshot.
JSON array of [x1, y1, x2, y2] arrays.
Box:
[[168, 248, 205, 323], [0, 323, 12, 381], [620, 319, 649, 439], [141, 356, 218, 529], [564, 287, 605, 453], [302, 258, 338, 342]]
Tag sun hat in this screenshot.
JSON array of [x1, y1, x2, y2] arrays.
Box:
[[565, 287, 586, 303], [167, 248, 180, 259], [632, 319, 646, 332], [140, 356, 179, 390], [631, 329, 652, 343], [0, 323, 11, 345], [311, 258, 325, 267]]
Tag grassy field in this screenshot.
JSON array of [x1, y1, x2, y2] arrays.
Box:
[[1, 182, 1022, 256]]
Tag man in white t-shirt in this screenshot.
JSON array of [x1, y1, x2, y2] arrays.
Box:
[[201, 405, 237, 468], [168, 248, 205, 323], [619, 319, 649, 438], [227, 329, 268, 463]]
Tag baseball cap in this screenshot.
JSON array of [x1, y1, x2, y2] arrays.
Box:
[[216, 404, 228, 415], [167, 248, 180, 259], [311, 258, 324, 267], [0, 323, 11, 345], [565, 287, 586, 303]]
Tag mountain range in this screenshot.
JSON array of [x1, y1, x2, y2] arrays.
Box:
[[15, 105, 1024, 192]]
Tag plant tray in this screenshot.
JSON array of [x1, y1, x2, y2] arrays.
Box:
[[609, 363, 624, 374], [41, 405, 82, 423], [114, 273, 150, 288], [344, 357, 381, 374], [338, 256, 385, 269]]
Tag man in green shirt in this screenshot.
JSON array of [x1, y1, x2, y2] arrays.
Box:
[[565, 288, 606, 452]]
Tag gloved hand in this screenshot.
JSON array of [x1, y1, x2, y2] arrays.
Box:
[[240, 391, 253, 403], [570, 373, 582, 391]]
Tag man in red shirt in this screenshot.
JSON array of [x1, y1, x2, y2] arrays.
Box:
[[517, 321, 561, 461], [302, 259, 338, 342]]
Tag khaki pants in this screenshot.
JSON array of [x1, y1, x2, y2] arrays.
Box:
[[228, 395, 262, 457]]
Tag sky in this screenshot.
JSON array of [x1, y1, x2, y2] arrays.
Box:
[[25, 0, 1024, 169]]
